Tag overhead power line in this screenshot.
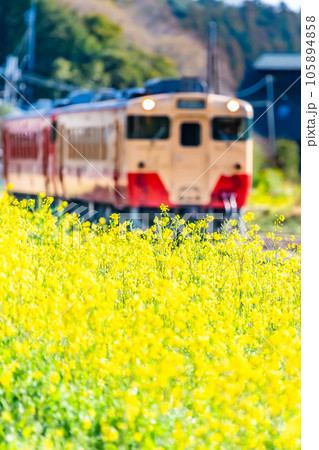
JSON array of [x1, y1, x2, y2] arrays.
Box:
[[21, 72, 78, 92], [12, 31, 29, 57], [237, 74, 276, 156], [237, 76, 267, 97]]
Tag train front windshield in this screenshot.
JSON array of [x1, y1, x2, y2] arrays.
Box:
[[127, 116, 170, 140], [212, 117, 252, 141]]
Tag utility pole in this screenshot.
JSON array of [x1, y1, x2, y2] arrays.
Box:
[[25, 1, 37, 100], [3, 56, 21, 104], [207, 21, 219, 94], [265, 74, 276, 156]]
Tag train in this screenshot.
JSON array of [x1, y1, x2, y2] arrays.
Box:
[[1, 78, 253, 222]]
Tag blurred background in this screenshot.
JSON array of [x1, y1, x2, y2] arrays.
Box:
[[0, 0, 301, 234]]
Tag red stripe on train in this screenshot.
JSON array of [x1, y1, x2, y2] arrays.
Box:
[[128, 173, 251, 209], [207, 174, 252, 209], [128, 173, 173, 208]]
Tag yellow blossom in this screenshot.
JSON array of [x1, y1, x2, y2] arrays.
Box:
[[82, 419, 91, 430], [43, 439, 53, 450], [243, 212, 254, 222], [1, 411, 12, 422], [102, 426, 119, 442], [133, 432, 143, 442], [50, 372, 61, 384], [0, 195, 300, 448], [33, 371, 43, 380], [0, 371, 13, 388], [54, 429, 64, 437]]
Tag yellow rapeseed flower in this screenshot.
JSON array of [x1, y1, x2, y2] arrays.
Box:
[[50, 372, 61, 384], [102, 426, 119, 442], [33, 371, 43, 380], [0, 195, 300, 448], [82, 419, 91, 430], [243, 212, 254, 222], [0, 371, 12, 388], [43, 439, 53, 450], [1, 411, 12, 422]]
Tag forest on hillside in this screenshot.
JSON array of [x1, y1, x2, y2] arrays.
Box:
[[113, 0, 301, 81], [165, 0, 300, 79], [1, 0, 300, 96], [172, 0, 301, 80], [0, 0, 177, 96]]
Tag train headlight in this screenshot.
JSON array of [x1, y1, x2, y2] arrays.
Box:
[[226, 99, 240, 112], [142, 98, 155, 111]]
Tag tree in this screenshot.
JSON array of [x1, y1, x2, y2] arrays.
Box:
[[1, 0, 177, 98]]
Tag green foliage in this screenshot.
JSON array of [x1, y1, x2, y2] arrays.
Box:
[[254, 167, 284, 195], [253, 140, 300, 187], [0, 0, 30, 61], [0, 103, 14, 118], [0, 0, 301, 95], [0, 0, 177, 96], [250, 140, 300, 219], [83, 14, 122, 42], [252, 142, 271, 186], [166, 0, 192, 18], [275, 139, 300, 183]]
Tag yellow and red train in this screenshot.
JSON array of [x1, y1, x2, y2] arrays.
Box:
[[2, 86, 253, 218]]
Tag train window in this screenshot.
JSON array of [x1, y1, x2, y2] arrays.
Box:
[[180, 122, 201, 146], [9, 131, 38, 159], [68, 127, 105, 160], [212, 117, 251, 141], [127, 116, 169, 140]]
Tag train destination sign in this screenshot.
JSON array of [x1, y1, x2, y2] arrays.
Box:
[[177, 99, 206, 109]]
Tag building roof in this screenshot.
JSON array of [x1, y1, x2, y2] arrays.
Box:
[[254, 53, 301, 71]]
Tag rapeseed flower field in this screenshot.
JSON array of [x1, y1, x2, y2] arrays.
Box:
[[0, 192, 300, 449]]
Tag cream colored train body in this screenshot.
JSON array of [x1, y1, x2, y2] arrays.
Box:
[[2, 92, 253, 215]]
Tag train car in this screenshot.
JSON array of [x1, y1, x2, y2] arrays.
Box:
[[2, 111, 52, 196], [126, 93, 253, 215], [2, 88, 253, 219], [50, 100, 128, 209]]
